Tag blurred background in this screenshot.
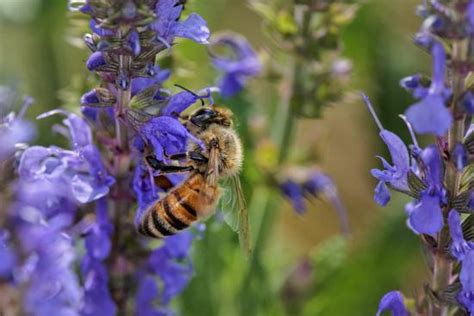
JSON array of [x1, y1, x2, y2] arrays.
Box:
[[0, 0, 433, 315]]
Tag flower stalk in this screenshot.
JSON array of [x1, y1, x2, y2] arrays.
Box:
[[372, 1, 474, 314], [432, 37, 469, 316], [239, 2, 356, 312]]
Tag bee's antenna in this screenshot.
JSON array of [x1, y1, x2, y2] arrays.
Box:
[[174, 84, 205, 106]]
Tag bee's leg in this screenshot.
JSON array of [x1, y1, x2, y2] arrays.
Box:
[[167, 151, 208, 163], [145, 155, 194, 173], [156, 165, 194, 174]]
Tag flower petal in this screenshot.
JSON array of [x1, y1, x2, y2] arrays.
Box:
[[405, 94, 452, 136], [420, 145, 443, 190], [174, 13, 210, 44], [463, 91, 474, 114], [63, 113, 93, 150], [86, 51, 106, 71], [0, 230, 17, 279], [211, 33, 261, 97], [280, 180, 306, 214], [380, 130, 410, 178], [376, 291, 409, 316], [373, 130, 409, 192], [458, 251, 474, 314], [160, 91, 199, 117], [374, 181, 391, 206], [448, 210, 474, 261], [131, 66, 170, 96], [406, 193, 443, 235], [400, 74, 429, 98], [218, 74, 245, 98]]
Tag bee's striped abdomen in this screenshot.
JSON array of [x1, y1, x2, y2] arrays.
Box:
[[138, 173, 218, 238]]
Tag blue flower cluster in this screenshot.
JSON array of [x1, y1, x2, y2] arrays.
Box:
[[13, 110, 113, 315], [0, 0, 260, 315], [366, 1, 474, 313]]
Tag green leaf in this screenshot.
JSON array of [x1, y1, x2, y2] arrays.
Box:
[[275, 11, 298, 35], [462, 214, 474, 241], [408, 171, 427, 197], [460, 164, 474, 192], [464, 132, 474, 155]]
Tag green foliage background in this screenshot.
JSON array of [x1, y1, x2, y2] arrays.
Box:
[[0, 0, 431, 315]]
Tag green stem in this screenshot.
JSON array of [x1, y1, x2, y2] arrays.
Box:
[[239, 57, 298, 316], [109, 54, 133, 314], [238, 7, 313, 313]]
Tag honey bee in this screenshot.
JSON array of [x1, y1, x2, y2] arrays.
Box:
[[137, 106, 251, 254]]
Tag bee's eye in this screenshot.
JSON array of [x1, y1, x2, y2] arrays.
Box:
[[193, 108, 216, 117], [190, 108, 216, 126]]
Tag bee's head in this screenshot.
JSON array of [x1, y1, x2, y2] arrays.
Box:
[[190, 106, 233, 129]]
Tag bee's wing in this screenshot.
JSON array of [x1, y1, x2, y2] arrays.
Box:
[[192, 145, 220, 219], [130, 84, 170, 115], [219, 175, 251, 256], [125, 108, 152, 132], [205, 145, 220, 186]]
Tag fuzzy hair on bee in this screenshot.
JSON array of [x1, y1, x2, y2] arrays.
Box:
[[138, 105, 251, 255]]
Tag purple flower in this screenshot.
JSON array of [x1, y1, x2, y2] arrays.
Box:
[[448, 210, 474, 314], [136, 232, 195, 315], [448, 210, 474, 260], [131, 66, 171, 96], [128, 30, 141, 56], [81, 89, 101, 105], [136, 274, 166, 316], [400, 74, 428, 99], [20, 214, 83, 316], [370, 130, 410, 206], [160, 89, 211, 117], [405, 41, 452, 136], [80, 198, 115, 315], [374, 181, 391, 206], [405, 193, 443, 236], [89, 19, 114, 37], [452, 143, 467, 171], [148, 232, 194, 303], [303, 171, 350, 234], [210, 33, 261, 97], [139, 116, 202, 161], [303, 171, 335, 197], [132, 162, 157, 224], [0, 88, 36, 162], [84, 199, 112, 261], [362, 94, 410, 206], [15, 178, 76, 222], [405, 145, 445, 236], [419, 145, 444, 192], [81, 257, 116, 316], [0, 230, 17, 280], [458, 251, 474, 315], [86, 51, 107, 71], [19, 111, 114, 204], [463, 91, 474, 114], [372, 130, 410, 192], [152, 0, 210, 45], [467, 1, 474, 31], [376, 291, 409, 316], [0, 117, 35, 162], [280, 179, 306, 214]]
